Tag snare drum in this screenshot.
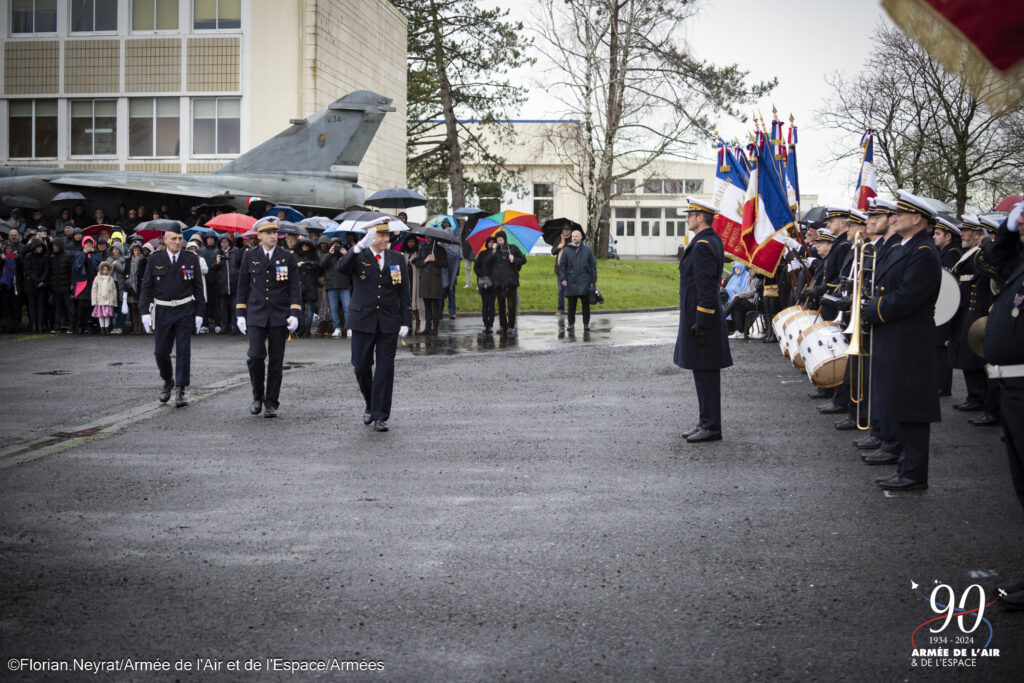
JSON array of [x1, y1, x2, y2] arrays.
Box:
[[799, 321, 849, 387], [784, 310, 819, 369], [773, 305, 803, 357]]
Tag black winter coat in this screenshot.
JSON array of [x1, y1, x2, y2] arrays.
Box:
[[49, 245, 73, 295], [488, 243, 526, 288], [558, 242, 597, 297], [22, 244, 50, 292], [295, 243, 322, 303], [321, 247, 351, 289], [413, 241, 448, 299]]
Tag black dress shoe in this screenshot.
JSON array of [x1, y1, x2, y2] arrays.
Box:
[[681, 425, 702, 438], [373, 420, 389, 432], [862, 450, 900, 465], [854, 435, 881, 449], [249, 400, 262, 415], [363, 409, 373, 425], [874, 472, 897, 484], [818, 402, 846, 414], [159, 380, 173, 403], [174, 387, 187, 408], [264, 405, 277, 418], [876, 474, 927, 490], [686, 428, 722, 443], [834, 416, 857, 430], [952, 400, 984, 412], [807, 388, 832, 399], [969, 412, 1000, 427]]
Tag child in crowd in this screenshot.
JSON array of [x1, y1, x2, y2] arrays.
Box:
[[91, 261, 117, 335]]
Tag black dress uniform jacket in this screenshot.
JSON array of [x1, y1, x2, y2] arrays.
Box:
[[674, 227, 732, 371], [949, 246, 993, 369], [863, 230, 941, 423], [139, 248, 206, 312], [235, 246, 301, 326], [983, 224, 1024, 365], [336, 247, 412, 333]]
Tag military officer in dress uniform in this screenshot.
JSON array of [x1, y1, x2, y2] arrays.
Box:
[[933, 216, 963, 397], [336, 218, 411, 432], [949, 216, 994, 421], [139, 225, 206, 407], [674, 198, 732, 443], [862, 190, 942, 490], [983, 202, 1024, 607], [808, 207, 854, 415], [234, 217, 301, 418]]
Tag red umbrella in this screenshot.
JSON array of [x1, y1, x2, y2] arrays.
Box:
[[82, 224, 115, 237], [995, 194, 1023, 211], [134, 229, 165, 243], [205, 213, 256, 233]]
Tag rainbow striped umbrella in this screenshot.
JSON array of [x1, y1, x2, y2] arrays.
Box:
[[465, 210, 542, 255]]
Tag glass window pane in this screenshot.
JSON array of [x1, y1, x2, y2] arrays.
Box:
[[651, 221, 660, 237], [156, 98, 179, 116], [614, 207, 635, 219], [10, 100, 33, 116], [71, 115, 92, 155], [641, 221, 649, 237], [156, 0, 178, 29], [193, 119, 215, 153], [130, 98, 153, 117], [533, 182, 553, 198], [640, 208, 660, 219], [94, 99, 116, 117], [193, 99, 216, 118], [132, 0, 154, 30], [217, 98, 240, 117], [666, 221, 675, 237], [71, 0, 92, 32], [155, 116, 180, 156], [94, 113, 117, 154], [37, 0, 57, 31], [685, 179, 704, 193], [219, 0, 240, 28], [11, 0, 33, 33], [217, 117, 239, 154], [626, 221, 634, 237], [9, 112, 32, 157], [95, 0, 117, 30], [129, 117, 153, 157], [35, 99, 57, 116], [193, 0, 216, 29], [643, 179, 662, 194], [615, 221, 624, 237], [36, 111, 58, 157], [71, 100, 93, 117]]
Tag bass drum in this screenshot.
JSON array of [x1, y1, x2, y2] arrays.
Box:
[[784, 310, 820, 370], [799, 321, 849, 388], [773, 305, 804, 357], [935, 269, 961, 325]]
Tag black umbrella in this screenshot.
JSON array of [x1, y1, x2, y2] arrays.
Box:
[[542, 217, 584, 246], [278, 221, 309, 236], [799, 206, 827, 230], [364, 188, 428, 209], [3, 195, 41, 210], [410, 225, 459, 244], [135, 219, 188, 232], [192, 203, 234, 214]]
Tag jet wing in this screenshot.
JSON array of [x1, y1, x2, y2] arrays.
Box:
[[49, 174, 242, 200]]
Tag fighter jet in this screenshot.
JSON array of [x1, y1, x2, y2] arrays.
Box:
[[0, 90, 394, 214]]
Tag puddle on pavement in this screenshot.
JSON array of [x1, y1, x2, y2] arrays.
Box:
[[35, 370, 71, 375], [282, 361, 316, 370]]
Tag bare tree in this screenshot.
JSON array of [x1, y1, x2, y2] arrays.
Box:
[[819, 25, 1024, 214], [534, 0, 774, 256]]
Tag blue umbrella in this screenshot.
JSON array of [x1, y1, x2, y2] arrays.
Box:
[[364, 188, 427, 209], [184, 226, 217, 241], [424, 214, 458, 232], [264, 205, 305, 222], [454, 206, 487, 216]]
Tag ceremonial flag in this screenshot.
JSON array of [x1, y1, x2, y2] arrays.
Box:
[[785, 119, 800, 211], [711, 140, 751, 262], [739, 137, 794, 276], [853, 129, 877, 210]]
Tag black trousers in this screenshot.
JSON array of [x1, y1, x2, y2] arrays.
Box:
[[25, 291, 47, 332], [999, 380, 1024, 518], [724, 297, 754, 334], [247, 325, 288, 408], [567, 295, 590, 327], [52, 292, 72, 330], [896, 422, 930, 483], [351, 326, 399, 422], [873, 419, 902, 455], [423, 298, 441, 331], [219, 295, 234, 333], [962, 367, 987, 404], [936, 345, 953, 394], [693, 368, 722, 432], [497, 285, 517, 330], [832, 362, 851, 410], [0, 286, 19, 331], [987, 380, 1002, 417], [154, 303, 194, 387], [479, 287, 496, 329]]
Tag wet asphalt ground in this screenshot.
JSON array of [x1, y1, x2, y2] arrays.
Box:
[[1, 312, 1022, 681]]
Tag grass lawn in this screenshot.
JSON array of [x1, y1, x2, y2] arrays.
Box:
[[452, 255, 680, 313]]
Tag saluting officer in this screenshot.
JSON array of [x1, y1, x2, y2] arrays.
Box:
[[862, 190, 942, 491], [235, 217, 301, 418], [674, 198, 732, 443], [337, 218, 411, 432], [139, 225, 206, 407]]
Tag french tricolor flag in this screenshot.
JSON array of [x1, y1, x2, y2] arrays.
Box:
[[739, 136, 794, 276], [854, 129, 877, 210], [711, 141, 751, 263]]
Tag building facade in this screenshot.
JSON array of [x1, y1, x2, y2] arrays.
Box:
[[1, 0, 407, 193]]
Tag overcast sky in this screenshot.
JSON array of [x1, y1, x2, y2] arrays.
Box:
[[503, 0, 892, 208]]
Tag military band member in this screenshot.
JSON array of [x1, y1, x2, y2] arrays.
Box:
[[235, 217, 301, 418], [336, 218, 411, 432], [862, 190, 942, 490], [809, 207, 854, 415], [674, 198, 731, 443], [138, 225, 205, 407], [983, 202, 1024, 607], [949, 216, 994, 421], [933, 216, 963, 397]]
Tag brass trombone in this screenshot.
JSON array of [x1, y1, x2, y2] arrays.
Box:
[[844, 234, 876, 430]]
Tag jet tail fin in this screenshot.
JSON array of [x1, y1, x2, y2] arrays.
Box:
[[213, 91, 395, 178]]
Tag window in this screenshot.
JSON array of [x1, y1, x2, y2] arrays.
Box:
[[192, 98, 239, 155], [71, 0, 117, 31], [133, 0, 179, 30], [130, 98, 180, 157], [11, 0, 57, 33], [664, 179, 685, 195], [71, 99, 117, 156], [613, 179, 635, 195], [425, 181, 448, 216], [684, 179, 704, 193], [193, 0, 240, 30], [8, 100, 57, 158], [643, 178, 662, 194], [640, 208, 660, 238], [614, 208, 635, 237], [665, 219, 676, 237], [476, 182, 501, 215], [533, 182, 554, 225]]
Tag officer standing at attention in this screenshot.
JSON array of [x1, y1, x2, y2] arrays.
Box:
[[235, 217, 301, 418], [139, 225, 206, 407], [336, 218, 411, 432], [862, 190, 942, 491], [674, 198, 732, 443], [932, 216, 963, 397]]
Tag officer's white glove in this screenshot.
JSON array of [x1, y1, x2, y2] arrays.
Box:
[[195, 316, 203, 334], [236, 316, 247, 335], [141, 314, 152, 334], [354, 230, 375, 252], [399, 325, 409, 338], [287, 316, 299, 332], [783, 236, 800, 250], [1008, 201, 1023, 233]]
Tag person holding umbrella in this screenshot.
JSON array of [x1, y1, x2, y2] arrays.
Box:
[[558, 228, 597, 332], [411, 235, 448, 336], [138, 225, 206, 408], [336, 218, 411, 432], [474, 235, 498, 332], [489, 231, 526, 335], [235, 217, 301, 418]]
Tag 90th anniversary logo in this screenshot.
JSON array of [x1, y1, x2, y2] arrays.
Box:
[[909, 580, 1005, 669]]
